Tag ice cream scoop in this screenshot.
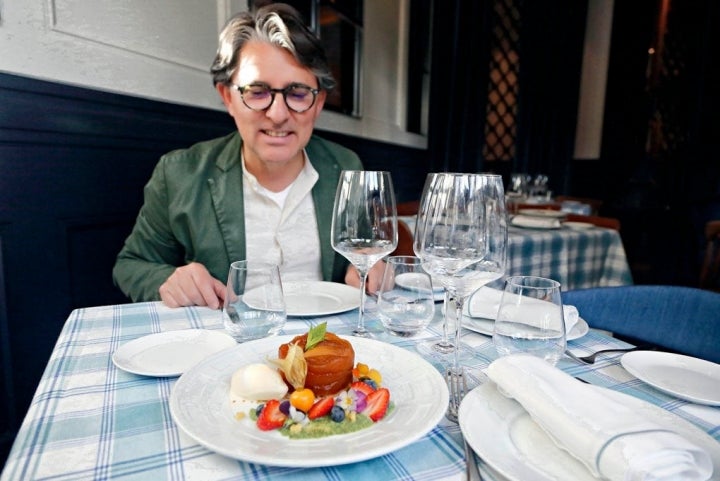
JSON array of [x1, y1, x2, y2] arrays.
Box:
[[230, 363, 288, 401]]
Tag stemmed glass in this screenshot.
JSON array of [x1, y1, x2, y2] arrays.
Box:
[[414, 173, 508, 373], [413, 173, 464, 358], [331, 170, 398, 337]]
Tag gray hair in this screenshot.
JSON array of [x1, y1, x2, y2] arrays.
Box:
[[210, 3, 335, 91]]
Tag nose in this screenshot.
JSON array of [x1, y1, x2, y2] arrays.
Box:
[[265, 91, 290, 121]]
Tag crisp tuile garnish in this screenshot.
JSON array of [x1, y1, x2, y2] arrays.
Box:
[[268, 343, 307, 389], [305, 322, 327, 352]]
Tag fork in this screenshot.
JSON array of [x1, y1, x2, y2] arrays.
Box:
[[445, 368, 466, 423], [565, 347, 637, 364], [445, 369, 485, 481]]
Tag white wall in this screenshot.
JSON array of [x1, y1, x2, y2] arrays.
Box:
[[0, 0, 426, 148]]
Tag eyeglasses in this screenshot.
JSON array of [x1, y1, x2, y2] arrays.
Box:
[[230, 82, 320, 113]]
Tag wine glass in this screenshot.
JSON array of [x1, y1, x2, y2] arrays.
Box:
[[331, 170, 398, 337], [414, 173, 508, 374], [493, 275, 566, 365], [413, 173, 466, 358]]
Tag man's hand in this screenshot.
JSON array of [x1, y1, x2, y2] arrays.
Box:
[[159, 262, 226, 309], [345, 261, 386, 294]]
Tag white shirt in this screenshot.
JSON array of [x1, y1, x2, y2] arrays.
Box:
[[242, 153, 323, 282]]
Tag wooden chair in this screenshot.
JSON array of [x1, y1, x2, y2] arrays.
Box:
[[563, 285, 720, 363], [699, 220, 720, 291], [565, 213, 621, 231], [392, 219, 415, 256], [397, 200, 420, 216]]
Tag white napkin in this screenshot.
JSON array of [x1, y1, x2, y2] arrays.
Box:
[[511, 215, 561, 229], [563, 304, 579, 334], [487, 354, 713, 481], [466, 287, 579, 334]]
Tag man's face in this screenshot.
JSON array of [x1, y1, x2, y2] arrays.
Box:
[[218, 41, 326, 169]]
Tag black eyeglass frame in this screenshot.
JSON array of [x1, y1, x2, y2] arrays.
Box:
[[230, 82, 320, 113]]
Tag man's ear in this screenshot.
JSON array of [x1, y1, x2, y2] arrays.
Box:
[[315, 89, 327, 112], [216, 83, 233, 109]]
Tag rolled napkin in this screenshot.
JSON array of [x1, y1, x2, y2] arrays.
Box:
[[467, 287, 579, 334], [487, 354, 713, 480], [511, 215, 561, 229], [563, 304, 579, 334]]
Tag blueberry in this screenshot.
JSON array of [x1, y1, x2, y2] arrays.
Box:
[[255, 404, 265, 417], [330, 405, 345, 423], [362, 378, 378, 390], [279, 400, 291, 415]]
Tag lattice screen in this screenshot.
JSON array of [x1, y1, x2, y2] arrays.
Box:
[[482, 0, 521, 162]]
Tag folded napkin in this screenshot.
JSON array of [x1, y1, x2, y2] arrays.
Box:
[[466, 287, 579, 334], [511, 215, 561, 229], [487, 354, 713, 481]]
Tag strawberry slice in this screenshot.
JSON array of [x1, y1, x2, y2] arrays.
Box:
[[363, 387, 390, 422], [256, 399, 287, 431], [307, 396, 335, 420], [350, 380, 375, 396]]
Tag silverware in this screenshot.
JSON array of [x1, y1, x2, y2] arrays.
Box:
[[445, 368, 466, 423], [463, 434, 484, 481], [445, 369, 485, 480], [565, 347, 637, 364]]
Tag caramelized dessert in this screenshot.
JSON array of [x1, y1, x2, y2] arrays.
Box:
[[277, 331, 355, 396], [230, 323, 392, 438]]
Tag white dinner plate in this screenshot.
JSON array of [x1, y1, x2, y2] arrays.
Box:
[[169, 335, 449, 467], [394, 272, 445, 301], [518, 208, 567, 219], [511, 216, 561, 230], [563, 221, 594, 230], [462, 315, 589, 341], [282, 281, 360, 316], [459, 382, 720, 481], [463, 287, 589, 340], [621, 351, 720, 406], [112, 329, 236, 377]]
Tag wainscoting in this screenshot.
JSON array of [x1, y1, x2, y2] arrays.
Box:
[[0, 71, 428, 465]]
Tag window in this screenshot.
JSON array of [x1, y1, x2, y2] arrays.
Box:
[[254, 0, 363, 117]]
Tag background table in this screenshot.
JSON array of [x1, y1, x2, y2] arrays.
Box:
[[3, 301, 717, 481], [506, 224, 633, 289], [400, 215, 633, 290]]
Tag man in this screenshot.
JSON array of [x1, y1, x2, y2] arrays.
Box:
[[113, 3, 380, 308]]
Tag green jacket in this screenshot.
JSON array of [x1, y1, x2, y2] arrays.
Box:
[[113, 132, 363, 302]]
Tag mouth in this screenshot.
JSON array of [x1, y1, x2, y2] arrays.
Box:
[[262, 129, 292, 138]]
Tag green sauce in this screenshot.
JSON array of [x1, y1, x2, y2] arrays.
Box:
[[281, 413, 374, 439], [278, 402, 395, 439]]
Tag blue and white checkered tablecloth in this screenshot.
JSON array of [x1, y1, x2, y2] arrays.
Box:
[[3, 301, 717, 481], [506, 225, 633, 290], [399, 215, 633, 290]]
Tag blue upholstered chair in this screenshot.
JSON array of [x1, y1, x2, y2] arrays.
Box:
[[562, 285, 720, 364]]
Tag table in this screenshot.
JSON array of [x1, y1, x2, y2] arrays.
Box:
[[400, 216, 633, 290], [3, 301, 717, 481], [506, 224, 633, 289]]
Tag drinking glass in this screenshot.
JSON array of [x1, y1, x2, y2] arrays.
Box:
[[414, 173, 508, 373], [377, 256, 435, 337], [508, 173, 530, 197], [222, 260, 286, 342], [493, 275, 566, 365], [331, 170, 398, 337]]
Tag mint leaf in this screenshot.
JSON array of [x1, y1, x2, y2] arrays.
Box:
[[305, 322, 327, 351]]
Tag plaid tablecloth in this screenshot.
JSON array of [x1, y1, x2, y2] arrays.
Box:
[[3, 301, 717, 481], [506, 225, 633, 289], [398, 216, 633, 290]]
